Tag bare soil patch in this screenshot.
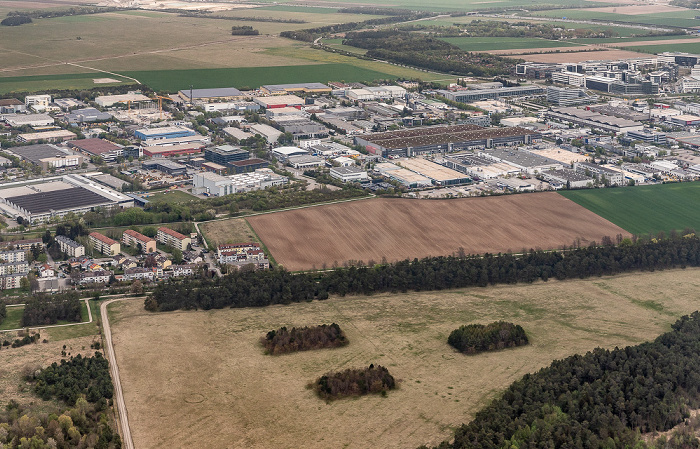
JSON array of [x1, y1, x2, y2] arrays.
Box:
[[491, 45, 602, 55], [609, 37, 700, 47], [512, 49, 652, 62], [111, 268, 700, 449], [246, 194, 629, 271]]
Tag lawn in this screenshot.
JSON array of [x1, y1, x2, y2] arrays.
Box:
[[0, 306, 24, 331], [439, 36, 581, 51], [111, 268, 700, 448], [559, 182, 700, 236], [120, 63, 404, 91]]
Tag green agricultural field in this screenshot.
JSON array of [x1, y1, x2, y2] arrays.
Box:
[[572, 35, 699, 44], [255, 0, 614, 12], [440, 36, 581, 51], [559, 182, 700, 236], [527, 9, 700, 28], [121, 63, 406, 91], [625, 41, 700, 55], [0, 72, 130, 94]]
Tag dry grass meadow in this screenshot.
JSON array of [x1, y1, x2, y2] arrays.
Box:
[[246, 194, 630, 271], [200, 218, 260, 247], [110, 268, 700, 449]]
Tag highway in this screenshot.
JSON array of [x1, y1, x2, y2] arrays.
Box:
[[101, 298, 135, 449]]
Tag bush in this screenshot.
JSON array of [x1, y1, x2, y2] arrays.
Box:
[[262, 323, 348, 355], [448, 321, 528, 355], [314, 364, 396, 399], [1, 15, 31, 26]]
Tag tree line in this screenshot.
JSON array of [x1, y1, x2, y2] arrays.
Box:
[[448, 322, 528, 355], [146, 233, 700, 313], [343, 30, 516, 77], [22, 292, 82, 327], [0, 301, 5, 325], [262, 323, 348, 355], [314, 364, 396, 399], [423, 311, 700, 449]]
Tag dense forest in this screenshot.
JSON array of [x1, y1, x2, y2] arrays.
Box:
[[0, 352, 120, 449], [424, 312, 700, 449], [343, 30, 516, 77], [22, 292, 82, 327], [262, 323, 348, 355], [314, 364, 396, 399], [146, 233, 700, 312], [448, 322, 528, 355]]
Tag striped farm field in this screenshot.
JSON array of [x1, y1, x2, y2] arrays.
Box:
[[246, 194, 629, 271]]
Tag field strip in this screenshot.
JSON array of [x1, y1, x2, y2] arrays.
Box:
[[102, 297, 137, 449], [0, 298, 92, 333], [602, 37, 700, 47]]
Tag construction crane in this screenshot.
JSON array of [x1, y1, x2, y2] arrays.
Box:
[[116, 99, 132, 112], [154, 95, 173, 120]]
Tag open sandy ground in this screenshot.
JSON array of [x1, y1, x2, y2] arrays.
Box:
[[246, 194, 629, 271], [111, 268, 700, 449]]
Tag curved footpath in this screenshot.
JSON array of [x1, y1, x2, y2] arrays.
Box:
[[101, 298, 135, 449]]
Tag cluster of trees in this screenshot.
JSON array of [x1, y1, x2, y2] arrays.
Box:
[[279, 11, 435, 42], [261, 323, 348, 355], [231, 25, 259, 36], [146, 233, 700, 313], [22, 292, 82, 327], [176, 11, 306, 23], [0, 352, 120, 448], [6, 6, 124, 19], [343, 30, 516, 77], [432, 20, 620, 39], [0, 398, 120, 449], [3, 331, 40, 349], [425, 312, 700, 449], [314, 364, 396, 399], [0, 301, 5, 325], [0, 15, 31, 26], [33, 352, 114, 405], [448, 322, 528, 355]]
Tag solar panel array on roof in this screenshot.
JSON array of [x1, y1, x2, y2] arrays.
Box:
[[362, 125, 537, 150], [5, 187, 112, 214]]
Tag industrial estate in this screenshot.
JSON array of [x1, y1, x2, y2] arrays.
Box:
[[6, 0, 700, 448]]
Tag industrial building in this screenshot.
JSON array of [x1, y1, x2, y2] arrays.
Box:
[[669, 114, 700, 127], [626, 129, 667, 144], [355, 124, 540, 158], [542, 169, 594, 189], [375, 163, 432, 188], [177, 87, 244, 103], [3, 113, 54, 127], [272, 146, 308, 161], [260, 83, 331, 95], [24, 94, 51, 111], [437, 85, 545, 103], [546, 86, 597, 107], [55, 235, 85, 257], [67, 138, 123, 162], [574, 161, 624, 185], [480, 148, 562, 175], [287, 155, 325, 170], [330, 166, 369, 183], [135, 126, 196, 141], [89, 232, 121, 256], [192, 168, 288, 197], [17, 130, 77, 144], [248, 123, 282, 143], [0, 99, 26, 114], [62, 108, 112, 124], [253, 95, 305, 109], [441, 154, 521, 180], [95, 93, 151, 108], [157, 227, 191, 251], [0, 174, 133, 224], [142, 144, 203, 158], [204, 145, 251, 166], [397, 158, 471, 186], [545, 107, 643, 134], [10, 144, 84, 170], [122, 229, 156, 253], [228, 158, 269, 174], [142, 160, 187, 176]]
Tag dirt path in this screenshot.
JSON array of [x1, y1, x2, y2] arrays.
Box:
[[101, 297, 137, 449]]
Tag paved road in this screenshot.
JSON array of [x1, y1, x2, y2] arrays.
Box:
[[101, 298, 135, 449]]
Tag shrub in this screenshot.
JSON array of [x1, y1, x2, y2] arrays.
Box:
[[313, 364, 396, 399], [262, 323, 348, 355], [448, 321, 528, 355]]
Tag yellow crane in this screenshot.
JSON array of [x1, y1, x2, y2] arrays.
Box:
[[154, 95, 173, 120]]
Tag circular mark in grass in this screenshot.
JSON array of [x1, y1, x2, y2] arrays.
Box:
[[185, 394, 205, 404]]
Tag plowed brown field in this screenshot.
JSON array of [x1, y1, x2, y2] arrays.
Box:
[[246, 193, 630, 271]]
